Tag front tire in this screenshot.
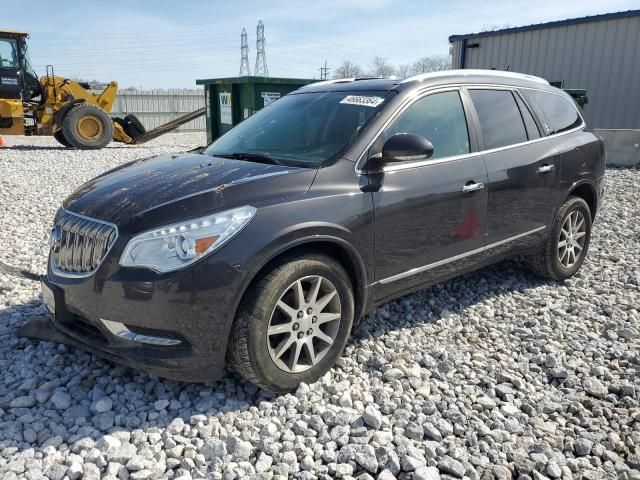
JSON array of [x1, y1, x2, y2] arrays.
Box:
[[53, 130, 71, 147], [527, 196, 592, 280], [227, 253, 354, 393], [61, 103, 113, 150]]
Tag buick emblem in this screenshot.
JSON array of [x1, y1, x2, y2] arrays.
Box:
[[49, 226, 62, 253]]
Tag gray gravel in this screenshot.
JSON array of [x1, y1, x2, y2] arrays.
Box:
[[1, 134, 639, 480]]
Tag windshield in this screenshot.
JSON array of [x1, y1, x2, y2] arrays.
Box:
[[20, 41, 38, 78], [205, 90, 393, 167]]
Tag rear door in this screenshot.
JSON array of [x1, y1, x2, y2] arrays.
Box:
[[366, 88, 489, 300], [520, 88, 587, 198], [467, 87, 559, 248]]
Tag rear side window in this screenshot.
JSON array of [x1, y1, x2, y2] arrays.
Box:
[[522, 89, 582, 134], [514, 94, 541, 140], [469, 90, 528, 149], [378, 90, 470, 160]]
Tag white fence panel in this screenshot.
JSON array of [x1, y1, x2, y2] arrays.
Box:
[[110, 89, 205, 132]]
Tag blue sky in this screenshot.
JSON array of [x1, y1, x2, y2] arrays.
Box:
[[4, 0, 638, 88]]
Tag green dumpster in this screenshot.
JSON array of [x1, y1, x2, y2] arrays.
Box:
[[563, 89, 588, 109], [195, 76, 317, 143]]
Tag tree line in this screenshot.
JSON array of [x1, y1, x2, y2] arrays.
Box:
[[332, 54, 451, 79]]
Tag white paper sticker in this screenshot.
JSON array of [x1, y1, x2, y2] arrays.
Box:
[[261, 91, 281, 107], [219, 92, 232, 125], [340, 95, 385, 108]]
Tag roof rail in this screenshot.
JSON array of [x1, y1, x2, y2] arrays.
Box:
[[298, 78, 356, 89], [299, 76, 395, 90], [401, 69, 549, 85]]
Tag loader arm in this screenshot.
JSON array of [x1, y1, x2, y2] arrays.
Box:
[[95, 82, 118, 112], [41, 75, 119, 135]]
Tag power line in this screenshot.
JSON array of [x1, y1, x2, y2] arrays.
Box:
[[254, 20, 268, 77], [239, 28, 251, 76]]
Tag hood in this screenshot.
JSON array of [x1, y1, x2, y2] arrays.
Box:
[[63, 152, 315, 231]]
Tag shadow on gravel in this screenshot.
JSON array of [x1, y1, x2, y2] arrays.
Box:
[[0, 259, 551, 454], [351, 258, 551, 341], [2, 145, 136, 151]]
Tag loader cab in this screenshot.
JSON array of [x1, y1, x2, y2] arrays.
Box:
[[0, 31, 41, 101]]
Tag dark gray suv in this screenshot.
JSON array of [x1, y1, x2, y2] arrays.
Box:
[[34, 70, 605, 392]]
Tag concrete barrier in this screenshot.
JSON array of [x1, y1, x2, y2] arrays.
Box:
[[593, 129, 640, 168]]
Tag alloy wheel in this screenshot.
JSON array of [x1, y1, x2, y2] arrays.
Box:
[[557, 210, 587, 268], [267, 275, 341, 373]]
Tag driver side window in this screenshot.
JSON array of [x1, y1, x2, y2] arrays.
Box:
[[0, 39, 18, 69], [371, 90, 470, 160]]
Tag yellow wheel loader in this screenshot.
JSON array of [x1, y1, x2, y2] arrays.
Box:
[[0, 30, 204, 149]]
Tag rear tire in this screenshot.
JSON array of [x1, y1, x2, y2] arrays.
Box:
[[53, 130, 71, 147], [527, 196, 592, 281], [227, 253, 354, 393], [61, 103, 113, 150]]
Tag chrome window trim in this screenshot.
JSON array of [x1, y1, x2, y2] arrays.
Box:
[[354, 83, 586, 174], [50, 209, 119, 279], [376, 226, 546, 285]]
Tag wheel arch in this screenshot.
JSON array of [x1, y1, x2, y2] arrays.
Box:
[[236, 236, 370, 325], [566, 181, 598, 220], [52, 99, 84, 131]]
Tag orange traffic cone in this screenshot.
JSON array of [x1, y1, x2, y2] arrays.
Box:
[[0, 136, 5, 147]]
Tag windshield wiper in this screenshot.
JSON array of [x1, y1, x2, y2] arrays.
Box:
[[209, 151, 281, 165]]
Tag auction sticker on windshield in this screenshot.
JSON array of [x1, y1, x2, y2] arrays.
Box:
[[340, 95, 385, 107]]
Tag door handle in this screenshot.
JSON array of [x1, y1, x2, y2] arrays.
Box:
[[537, 164, 555, 174], [461, 182, 485, 193]]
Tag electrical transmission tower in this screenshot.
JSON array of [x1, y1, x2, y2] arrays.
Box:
[[255, 20, 269, 77], [319, 60, 330, 80], [239, 28, 251, 76]]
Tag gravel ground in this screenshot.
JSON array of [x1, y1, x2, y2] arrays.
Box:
[[0, 134, 638, 480]]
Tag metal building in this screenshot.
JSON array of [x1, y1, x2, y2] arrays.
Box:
[[449, 10, 640, 130]]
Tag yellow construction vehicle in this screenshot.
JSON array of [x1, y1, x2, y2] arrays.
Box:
[[0, 30, 204, 149]]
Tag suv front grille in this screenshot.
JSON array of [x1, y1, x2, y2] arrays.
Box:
[[50, 209, 118, 276]]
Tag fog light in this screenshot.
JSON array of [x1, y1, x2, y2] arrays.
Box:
[[100, 319, 182, 346]]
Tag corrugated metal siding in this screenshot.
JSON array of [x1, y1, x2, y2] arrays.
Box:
[[450, 15, 640, 128], [110, 89, 205, 132]]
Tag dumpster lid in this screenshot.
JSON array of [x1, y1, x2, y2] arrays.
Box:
[[196, 76, 316, 86]]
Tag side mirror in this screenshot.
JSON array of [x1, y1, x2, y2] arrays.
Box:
[[381, 133, 434, 163]]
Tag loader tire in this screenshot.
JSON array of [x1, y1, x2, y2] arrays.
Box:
[[53, 130, 72, 148], [61, 103, 113, 150], [124, 114, 146, 135]]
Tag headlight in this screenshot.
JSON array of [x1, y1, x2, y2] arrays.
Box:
[[119, 206, 256, 272]]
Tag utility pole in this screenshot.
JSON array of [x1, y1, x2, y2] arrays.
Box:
[[255, 20, 269, 77], [319, 60, 330, 80], [239, 28, 251, 76]]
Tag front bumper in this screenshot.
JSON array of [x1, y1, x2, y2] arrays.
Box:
[[31, 252, 246, 383]]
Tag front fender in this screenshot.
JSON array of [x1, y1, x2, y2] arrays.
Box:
[[244, 229, 368, 288], [219, 217, 372, 316], [52, 99, 83, 131]]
